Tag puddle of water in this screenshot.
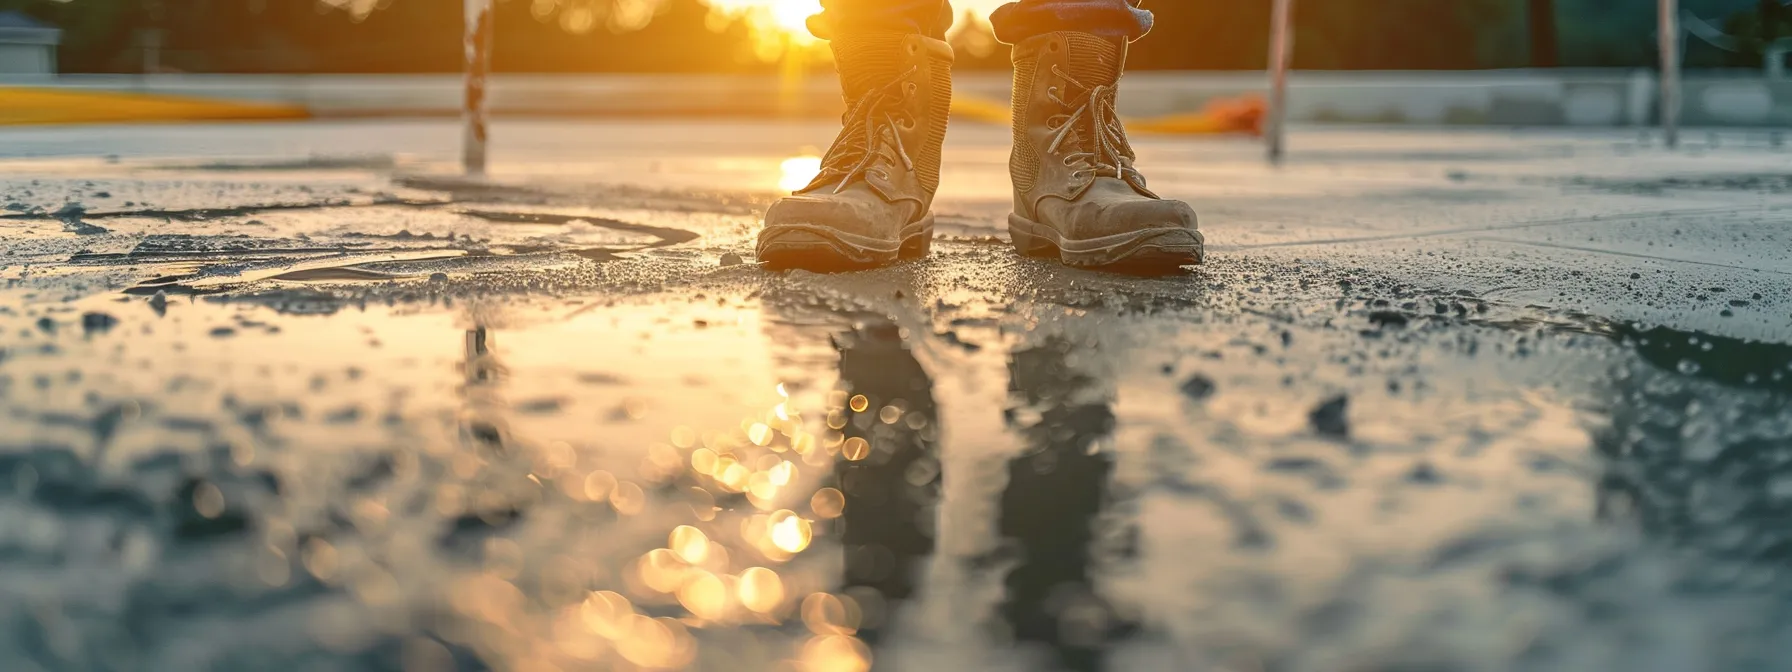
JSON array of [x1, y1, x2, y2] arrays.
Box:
[[1, 276, 1789, 671]]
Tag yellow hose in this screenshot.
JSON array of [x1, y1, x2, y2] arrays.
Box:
[[0, 87, 308, 126], [951, 92, 1264, 136]]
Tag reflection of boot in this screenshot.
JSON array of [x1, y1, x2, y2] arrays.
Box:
[[1007, 32, 1203, 272], [832, 321, 940, 643], [1000, 338, 1129, 671], [758, 34, 954, 271]]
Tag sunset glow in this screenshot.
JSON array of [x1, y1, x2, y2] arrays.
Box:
[[699, 0, 1005, 58], [704, 0, 825, 54]]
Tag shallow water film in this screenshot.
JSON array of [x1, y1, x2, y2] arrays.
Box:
[[1, 123, 1790, 671]]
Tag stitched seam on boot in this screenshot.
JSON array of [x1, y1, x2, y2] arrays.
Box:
[[833, 34, 910, 101], [918, 51, 951, 197], [1062, 33, 1121, 86], [1010, 55, 1039, 196]]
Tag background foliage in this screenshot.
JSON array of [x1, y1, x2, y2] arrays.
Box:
[[0, 0, 1783, 73]]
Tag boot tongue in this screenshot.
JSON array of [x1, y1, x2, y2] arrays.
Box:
[[1060, 33, 1123, 88], [830, 33, 912, 102]]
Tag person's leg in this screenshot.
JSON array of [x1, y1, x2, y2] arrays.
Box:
[[988, 0, 1151, 44], [757, 1, 957, 271], [998, 0, 1204, 272]]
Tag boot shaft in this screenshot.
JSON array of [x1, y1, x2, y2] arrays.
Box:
[[823, 33, 955, 200], [1008, 32, 1139, 212]]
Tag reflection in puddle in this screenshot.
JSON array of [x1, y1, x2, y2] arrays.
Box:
[[0, 279, 1790, 670], [999, 338, 1128, 671], [1616, 322, 1792, 394], [829, 320, 940, 650]]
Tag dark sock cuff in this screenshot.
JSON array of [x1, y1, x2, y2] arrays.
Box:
[[989, 5, 1153, 44]]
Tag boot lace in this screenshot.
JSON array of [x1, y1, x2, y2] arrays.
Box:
[[810, 68, 918, 193], [1043, 65, 1142, 186]]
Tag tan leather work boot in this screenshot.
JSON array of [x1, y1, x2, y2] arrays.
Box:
[[758, 33, 954, 271], [1008, 32, 1203, 272]]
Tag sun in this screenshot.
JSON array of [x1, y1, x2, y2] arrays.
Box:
[[767, 0, 823, 35], [704, 0, 824, 55], [698, 0, 1002, 60]]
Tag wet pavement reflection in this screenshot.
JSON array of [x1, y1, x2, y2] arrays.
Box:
[[1, 146, 1791, 670], [2, 267, 1792, 670], [997, 338, 1129, 672]]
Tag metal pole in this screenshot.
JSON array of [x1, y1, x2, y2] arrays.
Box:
[[1659, 0, 1680, 149], [463, 0, 493, 175], [1267, 0, 1294, 163]]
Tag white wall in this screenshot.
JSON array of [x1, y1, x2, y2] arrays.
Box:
[[0, 43, 52, 75]]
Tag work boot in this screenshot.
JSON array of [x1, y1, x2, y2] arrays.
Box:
[[758, 33, 954, 271], [1007, 32, 1203, 272]]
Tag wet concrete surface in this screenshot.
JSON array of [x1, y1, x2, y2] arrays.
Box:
[[0, 120, 1790, 671]]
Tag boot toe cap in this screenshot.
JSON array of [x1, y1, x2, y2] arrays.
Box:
[[1095, 197, 1199, 237], [763, 193, 910, 239], [758, 191, 931, 269]]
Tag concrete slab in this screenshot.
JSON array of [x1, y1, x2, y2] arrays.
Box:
[[0, 121, 1788, 671]]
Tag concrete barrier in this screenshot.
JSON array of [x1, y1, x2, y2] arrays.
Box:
[[4, 69, 1791, 127]]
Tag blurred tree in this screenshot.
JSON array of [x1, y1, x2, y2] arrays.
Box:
[[0, 0, 764, 73], [1131, 0, 1523, 71], [1556, 0, 1757, 67], [1529, 0, 1559, 66], [1285, 0, 1523, 70], [0, 0, 1780, 72], [493, 0, 757, 73], [1129, 1, 1270, 70], [0, 0, 134, 71], [1717, 0, 1792, 68]]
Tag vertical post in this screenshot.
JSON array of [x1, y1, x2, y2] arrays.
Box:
[[1267, 0, 1294, 163], [1526, 0, 1559, 68], [140, 29, 162, 76], [463, 0, 493, 175], [138, 0, 165, 86], [1659, 0, 1680, 149]]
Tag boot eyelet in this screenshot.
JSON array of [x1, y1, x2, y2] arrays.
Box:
[[905, 82, 918, 96], [1048, 41, 1061, 53], [907, 43, 920, 55]]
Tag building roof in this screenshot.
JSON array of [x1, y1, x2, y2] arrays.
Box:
[[0, 11, 54, 31]]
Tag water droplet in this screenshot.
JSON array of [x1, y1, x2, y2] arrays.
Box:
[[842, 437, 870, 461], [748, 423, 774, 446], [769, 510, 813, 553], [584, 470, 617, 501], [801, 593, 858, 636], [193, 482, 226, 519], [676, 570, 729, 620], [811, 488, 846, 518], [738, 567, 784, 614], [801, 634, 872, 672], [670, 525, 710, 564]]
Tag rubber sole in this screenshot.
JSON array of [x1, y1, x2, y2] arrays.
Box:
[[1008, 213, 1205, 274], [756, 214, 934, 272]]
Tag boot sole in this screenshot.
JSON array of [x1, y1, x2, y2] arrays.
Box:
[[756, 214, 934, 272], [1008, 214, 1205, 274]]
